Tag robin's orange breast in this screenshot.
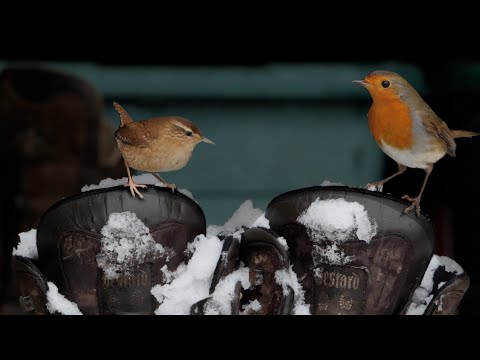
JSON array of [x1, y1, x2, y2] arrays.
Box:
[[368, 98, 413, 150]]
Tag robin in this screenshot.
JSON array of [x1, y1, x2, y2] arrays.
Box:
[[353, 71, 479, 215], [113, 102, 215, 199]]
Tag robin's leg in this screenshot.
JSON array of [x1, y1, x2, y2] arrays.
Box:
[[366, 164, 407, 192], [402, 165, 433, 216], [124, 160, 147, 199], [151, 173, 176, 193]]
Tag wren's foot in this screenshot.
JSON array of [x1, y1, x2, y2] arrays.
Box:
[[164, 183, 176, 193], [402, 195, 422, 216], [365, 181, 384, 192], [124, 181, 147, 199]]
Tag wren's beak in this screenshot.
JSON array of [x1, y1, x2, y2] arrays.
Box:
[[352, 79, 369, 88], [202, 137, 215, 145]]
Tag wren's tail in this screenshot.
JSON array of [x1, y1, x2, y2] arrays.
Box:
[[451, 130, 480, 139], [113, 101, 134, 126]]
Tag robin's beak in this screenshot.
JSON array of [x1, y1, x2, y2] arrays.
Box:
[[202, 137, 215, 145], [352, 79, 369, 88]]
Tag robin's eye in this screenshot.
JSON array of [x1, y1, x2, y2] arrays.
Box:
[[186, 131, 193, 137], [382, 80, 390, 88]]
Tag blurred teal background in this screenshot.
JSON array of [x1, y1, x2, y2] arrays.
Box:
[[0, 61, 426, 225]]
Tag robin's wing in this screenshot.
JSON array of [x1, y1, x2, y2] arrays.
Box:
[[418, 110, 457, 157], [115, 121, 157, 147]]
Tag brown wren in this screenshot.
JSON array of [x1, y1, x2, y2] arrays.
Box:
[[113, 102, 214, 199]]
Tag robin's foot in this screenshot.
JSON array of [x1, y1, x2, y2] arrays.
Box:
[[124, 181, 147, 199], [365, 181, 384, 192], [402, 195, 421, 216]]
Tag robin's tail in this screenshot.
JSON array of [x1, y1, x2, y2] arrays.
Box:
[[113, 101, 134, 126], [451, 130, 480, 139]]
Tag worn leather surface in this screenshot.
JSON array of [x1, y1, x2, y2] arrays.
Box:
[[15, 186, 206, 314], [422, 268, 470, 315], [266, 186, 436, 315], [193, 227, 294, 315], [12, 256, 49, 315]]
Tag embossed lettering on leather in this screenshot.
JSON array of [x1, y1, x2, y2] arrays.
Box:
[[55, 222, 191, 314], [314, 265, 367, 314]]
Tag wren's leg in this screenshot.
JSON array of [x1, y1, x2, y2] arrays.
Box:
[[124, 160, 147, 199], [366, 164, 407, 192], [402, 165, 433, 216], [151, 173, 176, 193]]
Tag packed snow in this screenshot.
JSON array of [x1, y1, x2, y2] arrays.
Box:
[[12, 229, 38, 259], [207, 200, 267, 239], [240, 299, 262, 315], [203, 268, 251, 315], [252, 214, 270, 229], [152, 200, 271, 315], [298, 198, 377, 243], [275, 266, 310, 315], [151, 234, 223, 315], [366, 183, 383, 192], [96, 211, 165, 279], [46, 282, 82, 315], [276, 237, 289, 250], [320, 180, 345, 186], [406, 255, 464, 315], [312, 243, 352, 266], [81, 174, 194, 200]]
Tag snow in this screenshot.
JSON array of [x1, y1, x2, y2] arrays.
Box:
[[151, 234, 223, 315], [12, 229, 38, 259], [252, 214, 270, 229], [81, 174, 194, 200], [313, 243, 352, 266], [298, 198, 377, 243], [275, 266, 311, 315], [276, 237, 289, 250], [240, 299, 262, 315], [320, 180, 345, 186], [366, 183, 383, 192], [96, 211, 165, 279], [203, 268, 251, 315], [207, 200, 266, 238], [160, 264, 186, 284], [46, 282, 82, 315], [406, 255, 464, 315]]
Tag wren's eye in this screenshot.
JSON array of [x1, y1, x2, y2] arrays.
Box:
[[186, 131, 193, 137], [381, 80, 390, 88]]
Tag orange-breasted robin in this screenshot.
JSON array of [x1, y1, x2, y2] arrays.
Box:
[[113, 102, 214, 199], [353, 70, 479, 215]]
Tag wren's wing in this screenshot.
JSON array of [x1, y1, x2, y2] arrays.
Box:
[[418, 110, 457, 157], [115, 121, 157, 147]]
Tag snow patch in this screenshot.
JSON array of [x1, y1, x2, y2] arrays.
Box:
[[152, 235, 223, 315], [96, 211, 165, 279], [203, 268, 251, 315], [81, 174, 194, 200], [12, 229, 38, 259], [207, 200, 266, 237], [276, 237, 288, 250], [240, 299, 262, 315], [406, 255, 464, 315], [313, 243, 352, 266], [275, 266, 310, 315], [298, 198, 377, 243], [46, 282, 82, 315], [252, 214, 270, 229], [320, 180, 345, 186]]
